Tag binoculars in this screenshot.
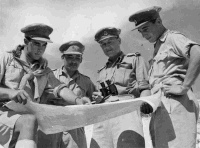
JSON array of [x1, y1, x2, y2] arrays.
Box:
[[99, 80, 118, 103]]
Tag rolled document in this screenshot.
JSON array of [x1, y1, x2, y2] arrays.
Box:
[[6, 91, 161, 134]]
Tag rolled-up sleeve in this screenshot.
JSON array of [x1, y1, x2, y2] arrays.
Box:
[[126, 55, 150, 96], [171, 33, 200, 58], [44, 72, 68, 97]]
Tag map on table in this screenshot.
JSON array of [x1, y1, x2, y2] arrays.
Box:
[[6, 91, 161, 134]]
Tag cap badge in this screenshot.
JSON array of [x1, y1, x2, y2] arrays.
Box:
[[103, 31, 108, 36], [134, 20, 137, 25], [71, 45, 79, 50]]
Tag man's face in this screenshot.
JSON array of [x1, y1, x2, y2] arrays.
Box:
[[99, 37, 121, 58], [27, 39, 47, 60], [62, 54, 82, 72], [138, 21, 160, 43]]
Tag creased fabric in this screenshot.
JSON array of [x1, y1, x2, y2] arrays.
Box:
[[149, 30, 199, 148]]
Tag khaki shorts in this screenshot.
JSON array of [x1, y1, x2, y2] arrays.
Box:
[[0, 107, 21, 147]]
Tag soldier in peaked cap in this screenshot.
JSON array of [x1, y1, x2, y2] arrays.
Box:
[[90, 27, 151, 148], [0, 24, 91, 148], [129, 6, 200, 147], [56, 41, 96, 148], [129, 6, 161, 32], [38, 41, 96, 148]]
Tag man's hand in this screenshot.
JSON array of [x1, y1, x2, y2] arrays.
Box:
[[92, 92, 104, 104], [140, 102, 153, 114], [10, 90, 32, 105], [75, 97, 91, 105], [81, 97, 91, 105], [162, 83, 189, 96]]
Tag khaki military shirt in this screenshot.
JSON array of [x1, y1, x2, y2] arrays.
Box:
[[97, 51, 149, 97], [53, 67, 96, 99], [0, 52, 62, 103], [149, 30, 199, 92]]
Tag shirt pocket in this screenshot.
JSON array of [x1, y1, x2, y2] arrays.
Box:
[[154, 51, 168, 63], [153, 51, 168, 74], [4, 60, 24, 87], [113, 63, 133, 86], [117, 62, 132, 69]]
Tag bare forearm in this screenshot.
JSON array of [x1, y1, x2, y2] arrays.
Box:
[[0, 87, 16, 101], [183, 45, 200, 88], [140, 89, 151, 97], [0, 86, 31, 104], [59, 87, 79, 105]]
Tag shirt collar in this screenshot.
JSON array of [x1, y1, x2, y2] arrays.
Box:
[[106, 51, 124, 67], [60, 66, 80, 79], [57, 67, 63, 76], [158, 29, 170, 42]]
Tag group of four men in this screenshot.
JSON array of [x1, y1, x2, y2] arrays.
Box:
[[0, 6, 200, 148]]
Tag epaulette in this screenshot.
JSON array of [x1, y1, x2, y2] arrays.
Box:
[[170, 30, 186, 36], [126, 52, 141, 57], [79, 73, 91, 79], [51, 68, 58, 71], [97, 65, 106, 73], [170, 30, 181, 34], [42, 67, 53, 74]]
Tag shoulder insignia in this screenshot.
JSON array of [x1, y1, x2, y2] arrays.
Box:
[[126, 52, 141, 57]]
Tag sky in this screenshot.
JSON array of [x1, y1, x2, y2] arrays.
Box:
[[1, 0, 200, 95]]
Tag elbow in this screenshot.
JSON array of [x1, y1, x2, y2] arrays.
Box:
[[190, 45, 200, 58]]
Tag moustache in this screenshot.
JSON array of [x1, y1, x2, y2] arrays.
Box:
[[69, 63, 78, 67]]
